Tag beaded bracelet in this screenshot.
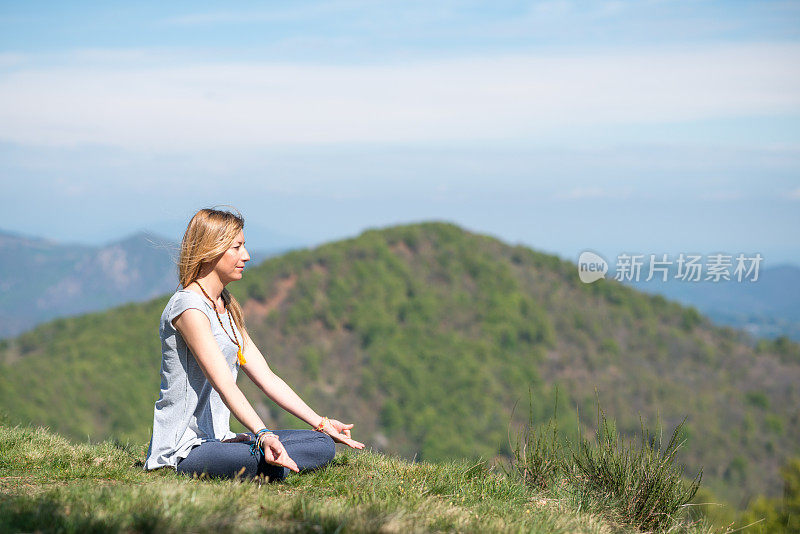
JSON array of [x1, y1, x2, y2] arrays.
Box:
[[314, 416, 329, 432], [250, 428, 277, 457]]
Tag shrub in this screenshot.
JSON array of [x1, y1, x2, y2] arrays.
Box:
[[507, 396, 702, 533], [504, 394, 561, 491], [568, 409, 702, 532]]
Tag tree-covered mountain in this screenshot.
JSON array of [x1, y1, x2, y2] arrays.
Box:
[[0, 222, 797, 507]]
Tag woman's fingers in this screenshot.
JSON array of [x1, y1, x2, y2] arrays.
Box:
[[269, 442, 299, 472], [330, 420, 354, 438], [345, 437, 365, 449], [261, 439, 300, 472], [264, 438, 300, 473], [330, 431, 365, 449], [275, 449, 300, 472], [322, 421, 363, 449]]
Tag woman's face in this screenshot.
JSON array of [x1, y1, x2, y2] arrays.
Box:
[[214, 230, 250, 284]]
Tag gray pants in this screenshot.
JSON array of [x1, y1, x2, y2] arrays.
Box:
[[176, 429, 336, 482]]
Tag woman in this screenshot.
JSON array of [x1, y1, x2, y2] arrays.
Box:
[[144, 207, 364, 481]]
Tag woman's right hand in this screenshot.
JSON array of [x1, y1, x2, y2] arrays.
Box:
[[321, 419, 365, 449], [258, 434, 299, 473]]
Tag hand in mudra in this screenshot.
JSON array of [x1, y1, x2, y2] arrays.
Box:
[[258, 434, 300, 473], [322, 418, 365, 449]]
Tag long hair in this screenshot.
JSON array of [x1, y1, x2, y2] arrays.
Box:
[[178, 207, 247, 335]]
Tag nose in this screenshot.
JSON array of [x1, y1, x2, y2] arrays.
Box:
[[242, 246, 251, 262]]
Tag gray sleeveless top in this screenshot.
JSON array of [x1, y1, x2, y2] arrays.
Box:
[[144, 289, 242, 471]]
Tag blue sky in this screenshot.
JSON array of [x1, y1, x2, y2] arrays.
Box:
[[1, 1, 799, 266]]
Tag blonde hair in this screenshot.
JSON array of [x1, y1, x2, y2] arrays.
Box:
[[178, 207, 247, 335]]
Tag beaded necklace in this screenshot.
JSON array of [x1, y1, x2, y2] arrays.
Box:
[[194, 281, 247, 365]]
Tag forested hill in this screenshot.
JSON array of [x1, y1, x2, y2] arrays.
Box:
[[0, 221, 798, 505]]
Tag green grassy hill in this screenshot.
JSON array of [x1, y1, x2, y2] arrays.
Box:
[[0, 415, 712, 533], [1, 221, 798, 508]]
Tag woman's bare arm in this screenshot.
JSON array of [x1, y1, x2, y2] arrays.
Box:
[[240, 333, 365, 449], [173, 309, 300, 471], [173, 309, 269, 435], [239, 333, 323, 428]]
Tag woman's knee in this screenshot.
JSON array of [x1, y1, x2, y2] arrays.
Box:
[[317, 432, 336, 463], [283, 430, 336, 469], [304, 430, 335, 461], [175, 441, 258, 480]]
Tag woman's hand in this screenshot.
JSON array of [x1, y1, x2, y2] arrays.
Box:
[[221, 432, 252, 443], [321, 418, 365, 449], [258, 434, 300, 473]]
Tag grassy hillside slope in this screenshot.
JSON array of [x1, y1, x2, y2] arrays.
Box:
[[0, 417, 711, 533], [0, 222, 797, 506]]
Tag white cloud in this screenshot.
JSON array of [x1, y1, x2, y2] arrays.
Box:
[[785, 187, 800, 200], [0, 43, 798, 151]]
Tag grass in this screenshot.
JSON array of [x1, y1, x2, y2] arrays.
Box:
[[0, 416, 717, 533], [504, 396, 708, 534], [568, 411, 702, 532]]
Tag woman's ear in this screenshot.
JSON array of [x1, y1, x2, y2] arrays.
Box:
[[196, 259, 215, 278]]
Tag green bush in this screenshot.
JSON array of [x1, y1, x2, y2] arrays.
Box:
[[506, 398, 702, 533], [504, 394, 561, 491], [739, 457, 800, 533], [745, 391, 770, 410], [569, 411, 702, 532]]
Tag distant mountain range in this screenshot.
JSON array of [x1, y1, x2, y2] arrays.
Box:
[[621, 263, 800, 342], [3, 228, 799, 343], [0, 229, 296, 338]]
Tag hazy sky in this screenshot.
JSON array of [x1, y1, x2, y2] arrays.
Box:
[[1, 1, 799, 265]]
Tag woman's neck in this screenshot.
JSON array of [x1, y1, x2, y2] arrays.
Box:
[[192, 274, 225, 309]]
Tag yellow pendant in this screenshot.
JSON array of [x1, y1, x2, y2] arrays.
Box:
[[237, 348, 246, 365]]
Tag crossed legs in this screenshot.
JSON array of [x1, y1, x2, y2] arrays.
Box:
[[176, 429, 335, 482]]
